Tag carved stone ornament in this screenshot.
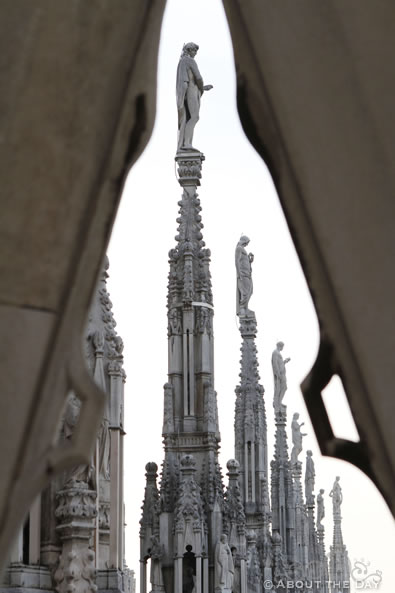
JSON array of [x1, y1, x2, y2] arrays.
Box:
[[54, 484, 97, 593], [54, 548, 97, 593], [163, 383, 175, 434], [174, 454, 205, 531]]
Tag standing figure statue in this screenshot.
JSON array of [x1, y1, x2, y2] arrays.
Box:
[[215, 534, 234, 593], [290, 413, 307, 465], [305, 450, 315, 504], [235, 235, 254, 316], [63, 392, 94, 487], [176, 42, 213, 151], [317, 489, 325, 529], [272, 342, 290, 411], [329, 476, 343, 515]]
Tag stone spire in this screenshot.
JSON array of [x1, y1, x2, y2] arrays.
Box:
[[167, 151, 216, 435], [270, 403, 296, 570], [317, 489, 329, 593], [139, 462, 159, 540], [223, 460, 247, 593], [329, 477, 350, 593], [140, 124, 226, 591], [234, 313, 269, 521], [304, 452, 322, 592]]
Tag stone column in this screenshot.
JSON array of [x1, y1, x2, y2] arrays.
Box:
[[203, 557, 209, 593], [9, 525, 23, 564], [109, 427, 120, 568], [174, 556, 182, 593], [244, 444, 248, 501], [54, 483, 97, 593], [195, 556, 202, 593], [140, 560, 146, 593], [251, 442, 256, 503], [118, 428, 125, 569], [29, 493, 41, 564], [108, 358, 124, 570]]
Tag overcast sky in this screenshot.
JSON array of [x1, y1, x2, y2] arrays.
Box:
[[108, 1, 394, 591]]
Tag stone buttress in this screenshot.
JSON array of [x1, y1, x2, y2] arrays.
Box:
[[1, 260, 135, 593]]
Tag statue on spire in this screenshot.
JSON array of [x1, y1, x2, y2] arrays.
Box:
[[235, 235, 254, 316], [329, 476, 343, 515], [176, 42, 213, 152], [290, 412, 307, 465], [317, 488, 325, 529], [305, 450, 315, 504], [272, 341, 290, 412]]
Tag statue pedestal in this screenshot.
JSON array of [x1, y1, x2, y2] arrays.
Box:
[[54, 483, 97, 593], [175, 151, 205, 188]]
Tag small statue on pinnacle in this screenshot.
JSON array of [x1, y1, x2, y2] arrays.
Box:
[[317, 488, 325, 529], [290, 412, 307, 465], [176, 42, 213, 152], [272, 341, 290, 412], [329, 476, 343, 515], [235, 235, 254, 316]]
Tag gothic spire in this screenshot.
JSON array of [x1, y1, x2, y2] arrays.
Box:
[[329, 477, 350, 593]]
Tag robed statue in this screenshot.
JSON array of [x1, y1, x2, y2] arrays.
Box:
[[272, 341, 290, 412], [215, 534, 234, 593], [317, 489, 325, 528], [290, 412, 307, 465], [176, 42, 213, 151], [329, 476, 343, 515], [235, 235, 254, 316]]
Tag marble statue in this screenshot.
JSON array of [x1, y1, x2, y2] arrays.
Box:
[[317, 489, 325, 528], [176, 42, 213, 151], [63, 393, 94, 486], [235, 235, 254, 316], [272, 341, 290, 411], [290, 413, 307, 465], [149, 535, 164, 592], [215, 534, 234, 593], [305, 450, 315, 503], [329, 476, 343, 514]]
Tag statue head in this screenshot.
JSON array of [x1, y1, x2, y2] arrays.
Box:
[[239, 234, 250, 246], [307, 450, 313, 457], [276, 341, 284, 350], [220, 534, 228, 544], [293, 412, 299, 420], [320, 488, 325, 494], [182, 42, 199, 58], [336, 476, 340, 482]]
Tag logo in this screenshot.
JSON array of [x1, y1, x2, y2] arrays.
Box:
[[351, 559, 382, 590]]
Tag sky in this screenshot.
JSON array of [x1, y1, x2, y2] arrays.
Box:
[[108, 1, 394, 591]]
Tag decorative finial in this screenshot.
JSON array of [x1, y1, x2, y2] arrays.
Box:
[[235, 235, 254, 317], [176, 42, 213, 152], [226, 459, 240, 474], [272, 341, 290, 412], [145, 462, 158, 475]]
